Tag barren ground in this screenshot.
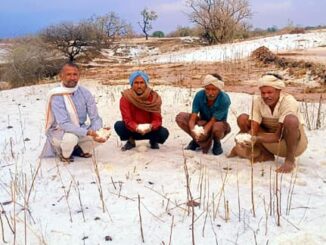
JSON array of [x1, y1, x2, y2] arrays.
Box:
[[81, 37, 326, 102], [278, 47, 326, 65]]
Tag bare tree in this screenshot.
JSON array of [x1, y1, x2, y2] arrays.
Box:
[[89, 12, 134, 42], [138, 8, 158, 40], [40, 22, 105, 61], [187, 0, 252, 44]]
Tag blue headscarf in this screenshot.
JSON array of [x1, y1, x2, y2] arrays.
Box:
[[129, 71, 149, 86]]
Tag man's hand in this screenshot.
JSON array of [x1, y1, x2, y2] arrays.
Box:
[[136, 124, 152, 135], [93, 136, 106, 143], [196, 131, 207, 142], [87, 129, 97, 137], [142, 126, 152, 135], [87, 129, 106, 143], [191, 125, 207, 142], [240, 135, 259, 148]]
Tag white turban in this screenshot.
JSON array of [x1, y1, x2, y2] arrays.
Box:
[[258, 74, 285, 90], [202, 74, 224, 91]]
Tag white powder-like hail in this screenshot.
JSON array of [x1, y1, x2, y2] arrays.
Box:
[[137, 123, 151, 131], [96, 128, 111, 140], [192, 125, 205, 136], [235, 133, 252, 143]]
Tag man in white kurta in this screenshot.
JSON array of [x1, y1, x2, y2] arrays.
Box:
[[236, 73, 308, 173], [41, 63, 104, 162]]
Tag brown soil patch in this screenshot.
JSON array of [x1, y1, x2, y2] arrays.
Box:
[[252, 46, 326, 84], [82, 60, 270, 87], [82, 59, 324, 102], [78, 44, 326, 103], [278, 47, 326, 65]]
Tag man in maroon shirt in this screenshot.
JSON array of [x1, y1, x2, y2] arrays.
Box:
[[114, 71, 169, 151]]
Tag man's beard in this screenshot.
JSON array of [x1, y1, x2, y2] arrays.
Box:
[[207, 95, 216, 100]]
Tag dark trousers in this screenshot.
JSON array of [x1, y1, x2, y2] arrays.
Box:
[[114, 121, 169, 144]]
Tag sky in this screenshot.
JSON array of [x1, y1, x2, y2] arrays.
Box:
[[0, 0, 325, 38]]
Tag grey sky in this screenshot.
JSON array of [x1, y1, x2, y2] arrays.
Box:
[[0, 0, 325, 38]]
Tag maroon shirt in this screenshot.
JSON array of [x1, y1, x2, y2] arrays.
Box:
[[120, 95, 162, 132]]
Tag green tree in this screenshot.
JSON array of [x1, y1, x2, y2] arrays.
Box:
[[152, 31, 165, 38], [267, 26, 278, 33]]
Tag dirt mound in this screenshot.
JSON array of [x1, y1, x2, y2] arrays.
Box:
[[251, 46, 326, 84], [251, 46, 278, 64]]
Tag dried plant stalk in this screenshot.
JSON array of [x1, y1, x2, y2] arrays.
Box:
[[138, 195, 145, 243], [250, 94, 256, 217], [183, 156, 195, 245], [168, 215, 174, 245], [91, 149, 107, 213]]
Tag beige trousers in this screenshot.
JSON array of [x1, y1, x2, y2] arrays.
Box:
[[52, 133, 95, 158], [261, 124, 308, 157]]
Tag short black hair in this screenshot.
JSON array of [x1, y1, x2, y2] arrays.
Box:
[[61, 62, 79, 71], [211, 73, 223, 81], [264, 72, 283, 80]]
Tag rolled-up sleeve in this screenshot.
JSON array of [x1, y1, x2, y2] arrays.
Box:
[[278, 96, 299, 123]]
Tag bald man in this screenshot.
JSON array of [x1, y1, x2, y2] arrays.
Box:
[[42, 62, 104, 163]]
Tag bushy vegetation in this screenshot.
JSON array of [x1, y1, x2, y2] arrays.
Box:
[[40, 22, 105, 62], [152, 31, 165, 38], [1, 37, 63, 88], [187, 0, 252, 44], [168, 26, 200, 37], [40, 12, 134, 62]]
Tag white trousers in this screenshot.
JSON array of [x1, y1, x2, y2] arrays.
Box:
[[52, 133, 95, 158]]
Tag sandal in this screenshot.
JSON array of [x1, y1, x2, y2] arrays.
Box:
[[72, 145, 92, 158], [59, 154, 74, 163]]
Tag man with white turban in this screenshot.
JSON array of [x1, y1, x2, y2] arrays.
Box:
[[236, 73, 308, 173], [176, 73, 231, 155]]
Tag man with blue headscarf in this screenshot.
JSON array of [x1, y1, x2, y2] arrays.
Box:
[[114, 71, 169, 151]]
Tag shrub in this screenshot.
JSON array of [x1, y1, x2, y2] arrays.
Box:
[[152, 31, 165, 38], [168, 26, 199, 37], [289, 27, 305, 34], [1, 37, 62, 87]]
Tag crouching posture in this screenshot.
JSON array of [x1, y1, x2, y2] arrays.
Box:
[[235, 73, 308, 173], [41, 63, 105, 163], [176, 74, 231, 155], [114, 71, 169, 151]]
